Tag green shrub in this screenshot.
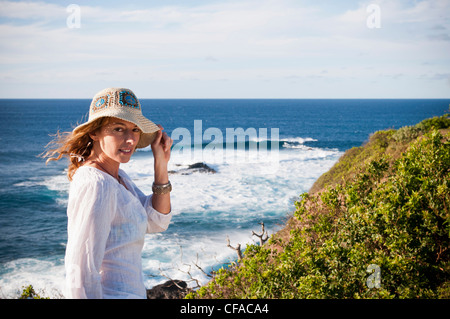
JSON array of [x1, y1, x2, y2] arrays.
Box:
[[19, 285, 49, 299], [416, 115, 450, 131], [310, 130, 395, 193], [392, 125, 421, 142], [393, 114, 450, 143]]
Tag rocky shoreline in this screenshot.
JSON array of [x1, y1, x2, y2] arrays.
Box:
[[146, 280, 192, 299], [168, 162, 217, 175]]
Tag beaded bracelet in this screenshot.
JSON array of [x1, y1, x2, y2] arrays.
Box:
[[152, 181, 172, 195]]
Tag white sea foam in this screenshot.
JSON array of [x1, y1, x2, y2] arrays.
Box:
[[12, 172, 69, 206], [282, 137, 318, 144], [13, 173, 68, 192], [0, 258, 65, 299]]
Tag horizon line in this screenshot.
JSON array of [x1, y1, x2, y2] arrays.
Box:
[[1, 97, 450, 100]]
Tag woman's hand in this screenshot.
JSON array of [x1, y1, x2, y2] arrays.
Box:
[[151, 125, 173, 165]]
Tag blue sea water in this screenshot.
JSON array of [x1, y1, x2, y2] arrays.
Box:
[[0, 98, 448, 298]]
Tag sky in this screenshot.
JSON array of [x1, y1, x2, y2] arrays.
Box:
[[0, 0, 449, 98]]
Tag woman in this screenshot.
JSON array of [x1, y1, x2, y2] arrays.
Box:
[[43, 88, 173, 299]]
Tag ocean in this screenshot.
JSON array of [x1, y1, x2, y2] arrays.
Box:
[[0, 98, 448, 298]]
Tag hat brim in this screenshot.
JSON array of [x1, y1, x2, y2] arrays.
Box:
[[73, 111, 160, 149]]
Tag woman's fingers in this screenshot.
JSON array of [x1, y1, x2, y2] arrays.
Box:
[[152, 125, 164, 145], [161, 132, 172, 152], [152, 125, 172, 153]]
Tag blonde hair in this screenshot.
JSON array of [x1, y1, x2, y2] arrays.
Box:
[[41, 117, 111, 181]]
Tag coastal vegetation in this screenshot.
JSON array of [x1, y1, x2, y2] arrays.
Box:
[[18, 285, 49, 299], [187, 113, 450, 299]]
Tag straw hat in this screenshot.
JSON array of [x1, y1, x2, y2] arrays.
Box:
[[73, 88, 160, 148]]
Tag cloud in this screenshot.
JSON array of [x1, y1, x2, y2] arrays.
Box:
[[0, 0, 322, 63], [0, 0, 449, 98], [0, 0, 65, 20], [428, 33, 450, 42]]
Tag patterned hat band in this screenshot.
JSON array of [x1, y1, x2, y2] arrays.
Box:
[[91, 89, 141, 114], [73, 88, 160, 148]]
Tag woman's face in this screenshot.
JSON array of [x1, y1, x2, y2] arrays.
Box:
[[90, 118, 141, 164]]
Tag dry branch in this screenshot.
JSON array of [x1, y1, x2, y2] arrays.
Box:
[[252, 222, 269, 245], [226, 236, 243, 261]]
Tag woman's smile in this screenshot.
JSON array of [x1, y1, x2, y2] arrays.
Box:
[[119, 148, 133, 154]]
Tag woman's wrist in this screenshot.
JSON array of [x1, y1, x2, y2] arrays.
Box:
[[153, 160, 169, 184]]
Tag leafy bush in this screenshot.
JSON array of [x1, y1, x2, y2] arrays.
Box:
[[19, 285, 49, 299], [392, 125, 421, 142], [416, 115, 450, 131], [188, 128, 449, 299], [311, 114, 450, 193], [393, 114, 450, 143], [310, 130, 396, 193]]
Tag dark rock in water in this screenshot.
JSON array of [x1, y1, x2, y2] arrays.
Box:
[[169, 162, 217, 175], [147, 280, 192, 299], [187, 162, 217, 173]]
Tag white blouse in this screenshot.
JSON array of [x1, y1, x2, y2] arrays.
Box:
[[64, 166, 172, 299]]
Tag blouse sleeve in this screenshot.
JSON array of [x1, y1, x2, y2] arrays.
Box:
[[140, 193, 172, 233], [125, 176, 172, 234], [64, 176, 117, 299]]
